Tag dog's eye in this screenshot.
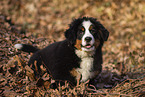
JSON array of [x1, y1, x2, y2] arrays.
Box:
[[79, 27, 85, 35], [90, 29, 96, 34], [79, 31, 84, 35], [89, 25, 96, 34]]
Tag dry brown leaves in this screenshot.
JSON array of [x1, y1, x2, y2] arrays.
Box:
[[0, 0, 145, 96]]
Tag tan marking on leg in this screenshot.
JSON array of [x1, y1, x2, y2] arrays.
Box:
[[70, 68, 78, 77], [70, 68, 81, 80], [74, 39, 82, 50]]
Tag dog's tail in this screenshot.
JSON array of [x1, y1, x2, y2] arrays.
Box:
[[14, 44, 39, 53]]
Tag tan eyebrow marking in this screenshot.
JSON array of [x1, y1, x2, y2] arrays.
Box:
[[89, 25, 93, 30], [81, 27, 85, 32]]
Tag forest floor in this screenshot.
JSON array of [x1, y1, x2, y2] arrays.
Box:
[[0, 0, 145, 96]]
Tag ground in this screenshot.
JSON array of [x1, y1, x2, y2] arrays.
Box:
[[0, 0, 145, 96]]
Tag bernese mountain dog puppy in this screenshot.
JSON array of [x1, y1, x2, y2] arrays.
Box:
[[14, 17, 109, 87]]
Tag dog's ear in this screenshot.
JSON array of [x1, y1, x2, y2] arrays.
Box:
[[97, 21, 109, 41], [65, 18, 82, 44], [65, 27, 77, 44], [90, 18, 109, 41]]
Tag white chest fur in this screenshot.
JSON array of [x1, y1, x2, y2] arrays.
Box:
[[75, 50, 95, 82]]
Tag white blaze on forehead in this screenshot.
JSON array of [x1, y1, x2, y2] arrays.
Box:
[[82, 20, 92, 30], [82, 20, 95, 51], [82, 20, 93, 40]]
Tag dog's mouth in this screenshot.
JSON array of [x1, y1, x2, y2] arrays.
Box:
[[81, 44, 94, 49]]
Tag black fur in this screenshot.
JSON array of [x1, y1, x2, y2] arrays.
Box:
[[29, 40, 80, 85], [15, 17, 109, 87], [21, 44, 39, 53]]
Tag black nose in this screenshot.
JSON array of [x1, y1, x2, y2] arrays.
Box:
[[85, 37, 92, 42]]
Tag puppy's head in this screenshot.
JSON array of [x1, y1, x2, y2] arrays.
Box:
[[65, 17, 109, 52]]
